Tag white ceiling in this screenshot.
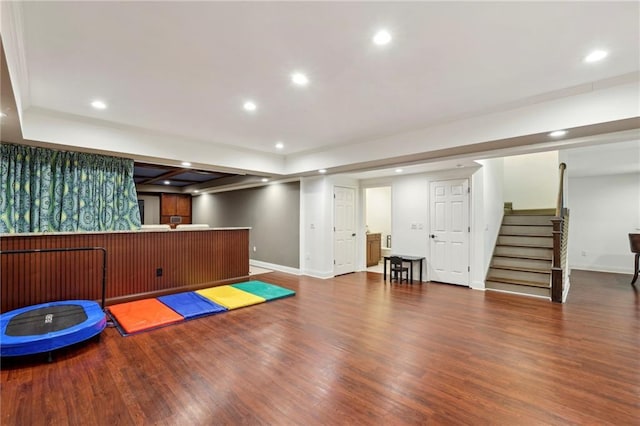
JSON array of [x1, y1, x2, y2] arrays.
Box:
[[2, 1, 639, 180]]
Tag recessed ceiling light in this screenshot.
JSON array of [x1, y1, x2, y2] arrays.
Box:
[[275, 142, 284, 150], [373, 29, 392, 46], [193, 190, 199, 193], [243, 101, 257, 112], [181, 161, 192, 167], [163, 180, 171, 185], [549, 130, 567, 138], [261, 178, 269, 182], [395, 168, 403, 173], [291, 72, 309, 86], [318, 169, 327, 174], [91, 100, 107, 110], [584, 50, 608, 63]]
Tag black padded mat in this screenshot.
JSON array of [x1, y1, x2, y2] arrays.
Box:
[[5, 305, 87, 336]]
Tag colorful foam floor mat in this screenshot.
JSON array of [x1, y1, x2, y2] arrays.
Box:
[[232, 281, 296, 301], [196, 285, 265, 309], [107, 281, 295, 336]]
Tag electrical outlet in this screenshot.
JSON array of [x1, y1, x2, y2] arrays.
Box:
[[156, 268, 163, 277]]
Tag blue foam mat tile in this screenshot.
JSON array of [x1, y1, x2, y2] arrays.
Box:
[[157, 292, 227, 319]]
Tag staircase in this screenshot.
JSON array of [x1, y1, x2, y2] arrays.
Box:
[[486, 207, 555, 298]]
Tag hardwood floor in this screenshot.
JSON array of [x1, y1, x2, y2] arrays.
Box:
[[2, 270, 639, 425]]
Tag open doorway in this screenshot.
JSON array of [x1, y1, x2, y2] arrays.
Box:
[[365, 186, 391, 273]]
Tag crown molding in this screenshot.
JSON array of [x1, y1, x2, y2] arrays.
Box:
[[1, 1, 31, 117]]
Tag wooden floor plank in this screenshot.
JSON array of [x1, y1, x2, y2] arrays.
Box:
[[1, 269, 639, 425]]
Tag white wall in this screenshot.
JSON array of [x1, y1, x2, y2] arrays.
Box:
[[504, 151, 558, 209], [391, 176, 429, 259], [138, 195, 160, 224], [480, 158, 505, 274], [360, 167, 481, 283], [567, 172, 640, 273], [192, 182, 301, 269], [300, 177, 333, 278], [470, 158, 505, 289], [366, 187, 391, 247]]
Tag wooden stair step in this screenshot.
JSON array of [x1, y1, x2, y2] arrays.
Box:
[[491, 258, 552, 272], [497, 242, 553, 249], [500, 233, 552, 237], [489, 265, 550, 274], [492, 254, 551, 261], [502, 223, 553, 226], [488, 267, 550, 285], [494, 245, 553, 260], [485, 280, 551, 298], [499, 232, 553, 238], [506, 209, 555, 215], [501, 224, 552, 230], [486, 276, 551, 289], [502, 215, 555, 226]]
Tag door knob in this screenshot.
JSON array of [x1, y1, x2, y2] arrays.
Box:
[[352, 233, 356, 237], [430, 234, 436, 239]]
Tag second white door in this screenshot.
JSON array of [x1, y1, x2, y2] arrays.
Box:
[[334, 186, 356, 276]]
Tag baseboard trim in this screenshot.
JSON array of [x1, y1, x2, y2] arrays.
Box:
[[470, 280, 486, 290], [250, 259, 301, 276], [255, 264, 333, 279], [569, 264, 633, 274], [105, 275, 250, 306], [302, 269, 335, 279]]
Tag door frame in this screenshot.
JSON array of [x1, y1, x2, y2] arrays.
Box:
[[428, 178, 471, 286], [363, 185, 392, 271], [333, 185, 357, 276]]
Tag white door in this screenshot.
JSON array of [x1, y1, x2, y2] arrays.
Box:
[[334, 186, 356, 276], [429, 179, 470, 286]]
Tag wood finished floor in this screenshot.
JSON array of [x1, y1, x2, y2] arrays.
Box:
[[1, 270, 639, 425]]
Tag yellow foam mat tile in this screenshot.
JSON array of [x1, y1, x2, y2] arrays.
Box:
[[196, 285, 265, 310]]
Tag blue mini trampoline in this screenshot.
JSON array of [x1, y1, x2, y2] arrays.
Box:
[[0, 300, 106, 357]]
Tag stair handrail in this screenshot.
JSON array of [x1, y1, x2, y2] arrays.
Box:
[[551, 162, 567, 302], [556, 163, 567, 217]]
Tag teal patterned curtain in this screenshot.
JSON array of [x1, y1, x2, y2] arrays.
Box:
[[0, 143, 141, 233]]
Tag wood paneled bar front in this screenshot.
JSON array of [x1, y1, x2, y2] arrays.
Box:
[[0, 228, 250, 313]]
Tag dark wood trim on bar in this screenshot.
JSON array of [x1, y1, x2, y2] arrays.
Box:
[[0, 228, 249, 312]]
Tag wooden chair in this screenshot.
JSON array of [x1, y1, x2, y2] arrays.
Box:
[[630, 233, 640, 286], [390, 256, 409, 283]]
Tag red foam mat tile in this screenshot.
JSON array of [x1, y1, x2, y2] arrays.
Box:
[[108, 298, 184, 334]]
